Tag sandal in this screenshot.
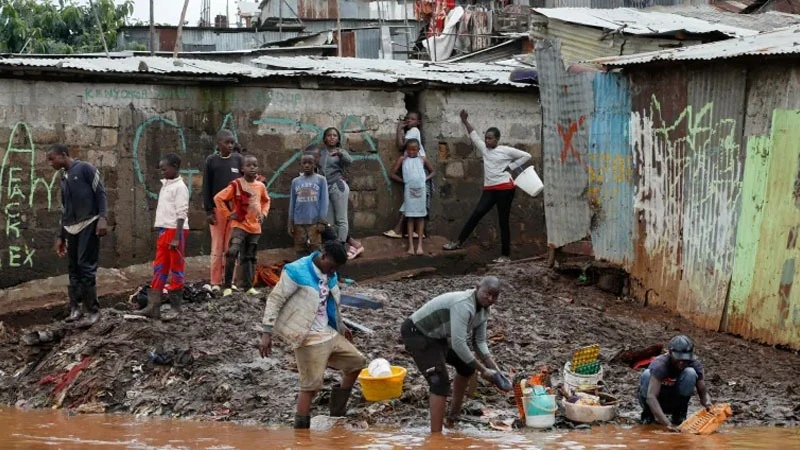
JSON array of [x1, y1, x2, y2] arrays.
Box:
[[443, 241, 462, 251], [347, 244, 365, 260], [383, 230, 402, 239]]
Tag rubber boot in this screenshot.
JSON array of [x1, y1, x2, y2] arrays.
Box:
[[169, 289, 183, 313], [65, 285, 83, 323], [83, 285, 101, 325], [136, 289, 162, 319], [329, 387, 352, 417], [161, 289, 183, 321], [671, 396, 691, 426], [294, 414, 311, 429]]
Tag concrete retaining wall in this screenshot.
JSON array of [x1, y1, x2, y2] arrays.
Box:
[[0, 79, 543, 288]]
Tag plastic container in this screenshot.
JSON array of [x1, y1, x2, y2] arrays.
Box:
[[679, 403, 733, 435], [358, 366, 407, 402], [367, 358, 392, 377], [514, 166, 544, 197], [563, 361, 604, 391], [523, 394, 557, 428], [562, 399, 617, 423]]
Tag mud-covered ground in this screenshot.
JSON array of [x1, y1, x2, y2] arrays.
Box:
[[0, 263, 798, 430]]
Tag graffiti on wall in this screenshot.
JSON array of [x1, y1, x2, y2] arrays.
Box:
[[0, 122, 60, 270], [630, 95, 743, 284], [133, 114, 391, 200]]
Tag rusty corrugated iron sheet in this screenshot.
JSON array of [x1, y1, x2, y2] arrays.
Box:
[[726, 109, 800, 347], [589, 24, 800, 66], [628, 69, 688, 312], [540, 19, 697, 64], [587, 72, 634, 267], [535, 39, 592, 248], [675, 65, 747, 330]]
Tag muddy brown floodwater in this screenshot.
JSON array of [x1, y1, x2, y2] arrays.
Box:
[[1, 407, 799, 450]]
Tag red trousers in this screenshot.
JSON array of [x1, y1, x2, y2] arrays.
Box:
[[151, 228, 188, 291]]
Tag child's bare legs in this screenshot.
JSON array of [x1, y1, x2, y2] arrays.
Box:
[[407, 218, 415, 255], [415, 219, 425, 255], [393, 213, 406, 235]]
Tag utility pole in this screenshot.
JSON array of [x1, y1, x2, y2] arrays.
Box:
[[337, 1, 342, 57], [174, 0, 190, 59], [149, 0, 155, 54], [88, 0, 110, 56]]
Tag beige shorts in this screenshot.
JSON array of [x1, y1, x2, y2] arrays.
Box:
[[294, 334, 367, 391]]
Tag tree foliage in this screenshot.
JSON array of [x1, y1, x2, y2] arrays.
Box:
[[0, 0, 134, 54]]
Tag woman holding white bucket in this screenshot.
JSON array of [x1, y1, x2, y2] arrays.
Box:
[[443, 110, 532, 263]]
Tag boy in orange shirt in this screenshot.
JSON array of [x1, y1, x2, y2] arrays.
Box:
[[214, 154, 271, 297]]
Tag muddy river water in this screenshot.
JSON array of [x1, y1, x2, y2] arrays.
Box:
[[2, 408, 798, 450]]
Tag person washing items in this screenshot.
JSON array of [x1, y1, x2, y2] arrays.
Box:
[[214, 154, 270, 297], [289, 152, 329, 257], [259, 240, 366, 429], [639, 335, 712, 431], [401, 276, 512, 433], [136, 153, 189, 320]]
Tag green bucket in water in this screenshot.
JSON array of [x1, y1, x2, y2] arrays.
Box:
[[523, 393, 557, 428]]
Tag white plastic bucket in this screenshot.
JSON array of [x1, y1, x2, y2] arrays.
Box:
[[526, 413, 556, 428], [523, 394, 557, 428], [514, 166, 544, 197], [563, 361, 604, 392]]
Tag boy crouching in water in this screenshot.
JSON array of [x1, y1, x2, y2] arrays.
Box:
[[289, 151, 329, 258], [259, 239, 366, 429], [137, 153, 189, 320], [214, 154, 271, 297]]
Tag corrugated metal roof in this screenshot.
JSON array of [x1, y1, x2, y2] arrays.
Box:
[[251, 56, 528, 86], [649, 6, 800, 32], [533, 7, 759, 37], [590, 24, 800, 66], [0, 55, 530, 87]]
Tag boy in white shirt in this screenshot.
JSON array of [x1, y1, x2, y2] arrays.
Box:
[[137, 153, 190, 320]]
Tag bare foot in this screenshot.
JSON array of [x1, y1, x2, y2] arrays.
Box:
[[416, 247, 424, 255], [408, 248, 415, 256]]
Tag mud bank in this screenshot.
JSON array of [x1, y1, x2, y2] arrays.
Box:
[[0, 263, 798, 429]]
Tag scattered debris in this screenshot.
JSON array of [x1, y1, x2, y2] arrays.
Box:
[[0, 269, 797, 428]]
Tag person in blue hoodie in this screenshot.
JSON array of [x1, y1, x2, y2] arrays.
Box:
[[48, 144, 108, 325], [259, 239, 365, 429]]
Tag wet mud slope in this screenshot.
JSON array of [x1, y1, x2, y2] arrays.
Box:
[[0, 263, 798, 429]]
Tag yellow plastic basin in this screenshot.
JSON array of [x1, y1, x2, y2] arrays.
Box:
[[357, 366, 407, 402]]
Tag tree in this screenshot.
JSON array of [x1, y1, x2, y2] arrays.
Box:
[[0, 0, 134, 54]]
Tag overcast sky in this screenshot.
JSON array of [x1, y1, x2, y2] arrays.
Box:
[[78, 0, 250, 26]]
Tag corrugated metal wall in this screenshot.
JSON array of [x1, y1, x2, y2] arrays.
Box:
[[355, 28, 381, 58], [260, 0, 370, 19], [677, 65, 746, 330], [119, 28, 301, 51], [588, 72, 634, 267], [535, 40, 593, 248], [545, 0, 710, 7], [538, 39, 800, 348], [726, 109, 800, 347]]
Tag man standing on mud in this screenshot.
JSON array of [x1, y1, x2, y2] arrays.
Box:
[[639, 335, 712, 431], [401, 276, 512, 433], [48, 144, 108, 325], [259, 240, 366, 429]]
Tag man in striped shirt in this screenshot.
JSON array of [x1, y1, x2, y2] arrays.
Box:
[[401, 276, 511, 432]]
